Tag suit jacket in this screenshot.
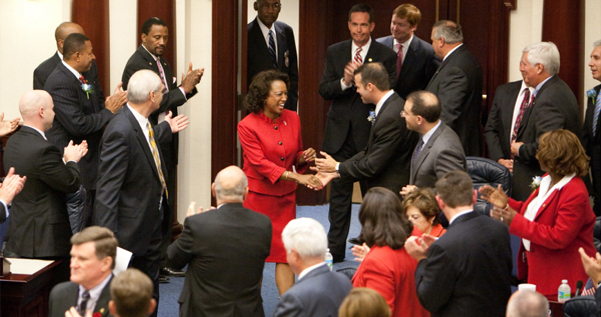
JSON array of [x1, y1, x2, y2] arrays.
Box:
[[121, 45, 198, 168], [484, 81, 523, 162], [167, 203, 272, 317], [273, 264, 352, 317], [44, 62, 113, 190], [95, 106, 170, 256], [512, 75, 580, 201], [414, 211, 513, 317], [34, 52, 105, 101], [319, 39, 397, 154], [0, 203, 6, 224], [3, 126, 80, 257], [426, 45, 483, 156], [508, 176, 596, 296], [581, 84, 601, 211], [247, 18, 298, 111], [376, 35, 440, 99], [339, 92, 418, 194], [410, 122, 466, 188], [49, 277, 113, 317], [352, 245, 429, 317]]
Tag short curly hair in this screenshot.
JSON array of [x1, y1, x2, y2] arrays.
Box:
[[402, 188, 442, 226], [536, 129, 589, 177], [244, 70, 289, 113]]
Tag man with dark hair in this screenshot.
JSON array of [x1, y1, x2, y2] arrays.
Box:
[[167, 166, 272, 316], [95, 70, 189, 317], [405, 171, 513, 317], [400, 91, 465, 197], [377, 4, 440, 99], [314, 62, 418, 197], [247, 0, 298, 111], [33, 22, 103, 94], [49, 226, 118, 317], [4, 90, 87, 283], [319, 3, 397, 262], [426, 20, 483, 157], [44, 32, 127, 227], [121, 17, 203, 280]]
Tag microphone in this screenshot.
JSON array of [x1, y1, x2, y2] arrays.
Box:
[[575, 280, 583, 297]]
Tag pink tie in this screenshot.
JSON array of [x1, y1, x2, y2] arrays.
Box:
[[396, 44, 403, 79]]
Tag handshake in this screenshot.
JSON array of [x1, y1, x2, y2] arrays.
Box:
[[296, 150, 340, 191]]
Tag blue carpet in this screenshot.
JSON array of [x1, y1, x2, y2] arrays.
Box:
[[158, 203, 362, 317]]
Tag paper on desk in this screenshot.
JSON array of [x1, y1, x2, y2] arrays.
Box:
[[113, 247, 133, 275], [7, 258, 53, 275]]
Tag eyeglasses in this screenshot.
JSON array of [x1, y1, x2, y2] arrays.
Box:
[[260, 3, 281, 10]]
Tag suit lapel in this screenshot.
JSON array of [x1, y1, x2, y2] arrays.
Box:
[[412, 123, 445, 181], [398, 38, 419, 83], [502, 82, 522, 141], [124, 106, 162, 181], [58, 63, 98, 113], [367, 93, 396, 150], [275, 22, 286, 69], [517, 77, 558, 139], [139, 45, 161, 76]]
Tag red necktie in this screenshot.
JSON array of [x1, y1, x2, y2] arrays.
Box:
[[396, 43, 403, 79]]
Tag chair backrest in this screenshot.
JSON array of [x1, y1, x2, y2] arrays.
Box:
[[563, 295, 597, 317], [466, 156, 512, 216]]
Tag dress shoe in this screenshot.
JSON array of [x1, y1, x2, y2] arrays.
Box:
[[160, 267, 186, 277], [158, 276, 170, 284], [348, 237, 363, 245]]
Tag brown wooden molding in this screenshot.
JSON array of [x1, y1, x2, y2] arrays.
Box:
[[504, 0, 517, 10], [136, 0, 177, 71], [72, 0, 110, 96]]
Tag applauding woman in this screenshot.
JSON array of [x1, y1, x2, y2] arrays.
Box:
[[480, 129, 596, 298], [402, 188, 446, 237], [238, 70, 321, 296]]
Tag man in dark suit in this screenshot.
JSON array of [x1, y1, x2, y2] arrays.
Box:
[[121, 17, 203, 279], [44, 33, 127, 226], [376, 4, 440, 100], [510, 42, 580, 201], [406, 171, 512, 317], [426, 20, 483, 157], [247, 0, 298, 111], [582, 40, 601, 215], [49, 226, 117, 317], [273, 217, 352, 316], [167, 166, 272, 317], [400, 91, 466, 197], [314, 62, 418, 196], [3, 90, 87, 282], [33, 22, 104, 100], [319, 3, 396, 262], [95, 70, 189, 317]]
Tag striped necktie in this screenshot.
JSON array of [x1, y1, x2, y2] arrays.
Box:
[[593, 94, 601, 136], [354, 47, 363, 64], [268, 30, 277, 68], [156, 57, 169, 94], [147, 123, 168, 198]]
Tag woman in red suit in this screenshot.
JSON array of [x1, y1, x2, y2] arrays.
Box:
[[238, 70, 322, 296], [402, 188, 446, 237], [480, 129, 597, 298], [351, 187, 430, 317]]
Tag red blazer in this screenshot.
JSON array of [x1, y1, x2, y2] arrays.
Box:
[[238, 110, 306, 196], [352, 245, 430, 317], [508, 175, 596, 297]]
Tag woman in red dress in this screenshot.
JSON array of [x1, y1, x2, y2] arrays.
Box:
[[238, 70, 322, 296], [351, 187, 430, 317]]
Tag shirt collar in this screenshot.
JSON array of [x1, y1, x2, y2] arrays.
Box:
[[298, 262, 326, 280], [375, 90, 394, 116], [23, 125, 47, 140], [78, 273, 112, 301], [127, 104, 150, 130], [421, 120, 442, 145], [142, 44, 160, 61], [61, 60, 83, 81], [257, 16, 276, 37], [533, 75, 554, 97], [449, 209, 473, 225], [443, 43, 463, 62], [57, 50, 64, 60], [352, 37, 372, 56], [394, 34, 414, 49]]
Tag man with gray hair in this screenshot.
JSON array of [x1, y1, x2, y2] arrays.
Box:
[[581, 40, 601, 215], [509, 42, 580, 200], [273, 217, 352, 316], [95, 69, 189, 316], [426, 20, 483, 157], [167, 165, 272, 316], [505, 290, 549, 317]]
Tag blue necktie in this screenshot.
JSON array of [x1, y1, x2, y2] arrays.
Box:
[[268, 30, 277, 68], [593, 94, 601, 136], [412, 139, 424, 168]]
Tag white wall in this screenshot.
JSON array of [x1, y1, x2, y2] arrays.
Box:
[[109, 0, 137, 90], [0, 0, 71, 119], [508, 0, 544, 82], [584, 0, 601, 108]]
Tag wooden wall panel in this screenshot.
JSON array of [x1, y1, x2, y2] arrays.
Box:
[[72, 0, 110, 96], [212, 0, 239, 205], [136, 0, 177, 71], [542, 0, 584, 115]]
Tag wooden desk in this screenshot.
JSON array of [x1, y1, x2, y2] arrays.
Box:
[[548, 300, 564, 317], [0, 260, 60, 317]]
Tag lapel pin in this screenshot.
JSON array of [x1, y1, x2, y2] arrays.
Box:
[[149, 62, 152, 66]]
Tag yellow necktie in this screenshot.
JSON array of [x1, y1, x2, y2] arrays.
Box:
[[147, 122, 168, 198]]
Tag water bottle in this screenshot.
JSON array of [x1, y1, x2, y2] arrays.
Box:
[[558, 279, 571, 303], [325, 248, 333, 271]]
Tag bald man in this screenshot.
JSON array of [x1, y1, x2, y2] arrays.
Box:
[[3, 90, 87, 284], [505, 290, 549, 317], [167, 166, 272, 316], [33, 22, 104, 99]]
